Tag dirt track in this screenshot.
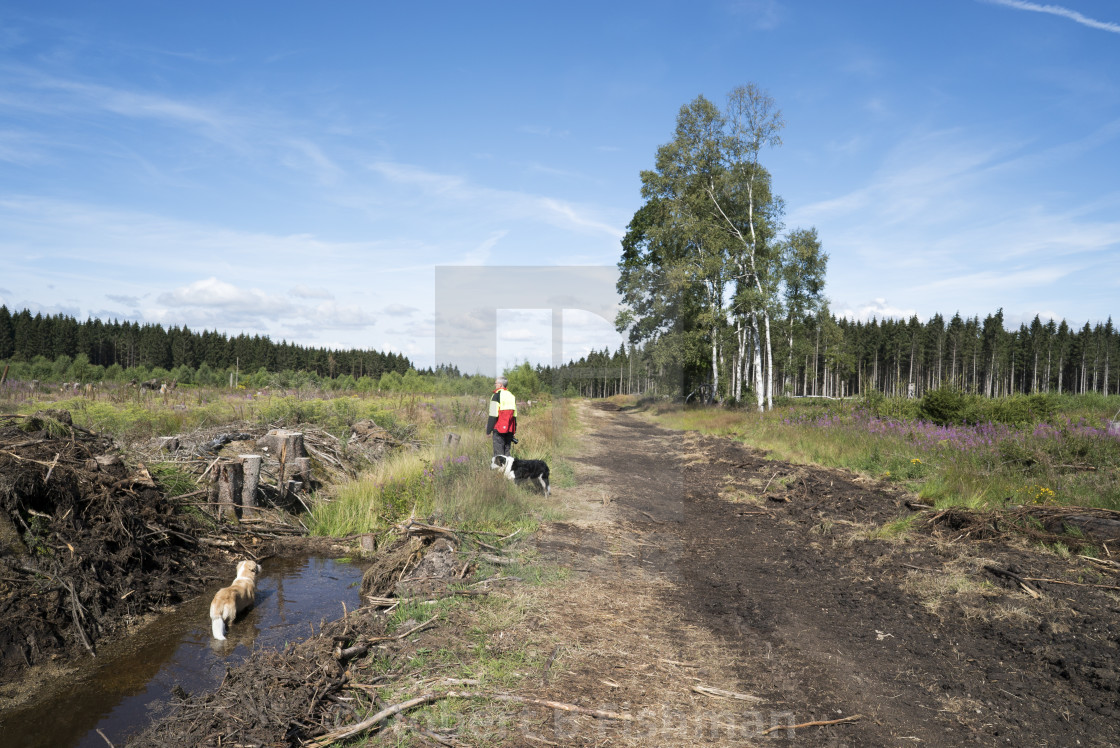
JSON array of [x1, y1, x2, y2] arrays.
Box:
[[532, 401, 1120, 746]]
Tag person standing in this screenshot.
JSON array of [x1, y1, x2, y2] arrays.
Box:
[[486, 376, 517, 458]]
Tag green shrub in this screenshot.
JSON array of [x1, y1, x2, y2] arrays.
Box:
[[987, 393, 1056, 428], [918, 387, 973, 426]]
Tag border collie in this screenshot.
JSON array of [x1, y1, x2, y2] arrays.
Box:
[[491, 454, 550, 496], [210, 559, 261, 640]]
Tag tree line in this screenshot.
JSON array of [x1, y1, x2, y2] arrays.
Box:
[[547, 306, 1118, 403], [613, 85, 1116, 406], [0, 306, 412, 381]]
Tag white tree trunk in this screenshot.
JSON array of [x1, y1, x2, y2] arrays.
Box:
[[751, 314, 764, 411]]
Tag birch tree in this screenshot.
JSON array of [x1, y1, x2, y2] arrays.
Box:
[[620, 96, 731, 396], [616, 85, 794, 409]]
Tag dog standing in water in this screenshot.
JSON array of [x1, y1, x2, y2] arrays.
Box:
[[210, 559, 261, 640]]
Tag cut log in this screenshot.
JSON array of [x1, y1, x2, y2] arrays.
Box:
[[1059, 514, 1120, 543]]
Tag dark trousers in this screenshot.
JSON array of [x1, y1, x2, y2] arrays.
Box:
[[492, 431, 513, 458]]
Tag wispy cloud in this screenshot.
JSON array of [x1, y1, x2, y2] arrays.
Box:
[[726, 0, 783, 31], [981, 0, 1120, 35], [8, 67, 237, 131], [458, 231, 507, 265], [518, 124, 570, 138], [914, 265, 1078, 294], [281, 138, 345, 185], [370, 161, 624, 240]]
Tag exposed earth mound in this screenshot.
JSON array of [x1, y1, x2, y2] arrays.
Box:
[[0, 412, 211, 694]]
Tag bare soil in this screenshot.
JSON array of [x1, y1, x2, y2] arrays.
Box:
[[528, 401, 1120, 746]]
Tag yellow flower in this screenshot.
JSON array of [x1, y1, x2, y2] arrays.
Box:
[[910, 458, 922, 465]]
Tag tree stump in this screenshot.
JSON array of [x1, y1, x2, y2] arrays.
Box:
[[215, 460, 244, 522], [240, 454, 262, 518], [292, 456, 312, 487], [258, 429, 307, 460], [259, 429, 307, 496]]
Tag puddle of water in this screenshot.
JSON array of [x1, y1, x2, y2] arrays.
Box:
[[1, 556, 368, 748]]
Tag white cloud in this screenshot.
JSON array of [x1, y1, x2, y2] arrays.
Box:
[[157, 278, 295, 314], [289, 285, 334, 300], [498, 327, 538, 342], [835, 298, 917, 322], [981, 0, 1120, 35], [106, 293, 142, 307]]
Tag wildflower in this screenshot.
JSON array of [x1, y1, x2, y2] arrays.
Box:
[[910, 458, 922, 465]]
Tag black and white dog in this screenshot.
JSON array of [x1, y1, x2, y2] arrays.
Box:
[[491, 454, 550, 496]]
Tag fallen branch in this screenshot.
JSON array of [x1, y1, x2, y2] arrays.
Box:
[[0, 450, 60, 468], [305, 694, 441, 747], [372, 693, 464, 748], [691, 685, 763, 702], [196, 536, 237, 548], [761, 714, 863, 736], [762, 470, 781, 494], [985, 565, 1043, 599], [400, 519, 459, 540], [307, 690, 632, 747], [334, 643, 369, 663], [1021, 577, 1120, 592], [443, 691, 633, 721], [1079, 554, 1120, 571], [360, 614, 438, 644], [195, 455, 222, 484], [44, 452, 61, 483], [65, 580, 95, 656]]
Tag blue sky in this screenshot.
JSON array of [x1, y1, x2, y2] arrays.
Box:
[[1, 0, 1118, 373]]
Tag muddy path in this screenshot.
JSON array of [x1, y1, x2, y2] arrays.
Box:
[[533, 402, 1120, 746]]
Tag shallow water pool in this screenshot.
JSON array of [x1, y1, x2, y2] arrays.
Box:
[[2, 556, 367, 748]]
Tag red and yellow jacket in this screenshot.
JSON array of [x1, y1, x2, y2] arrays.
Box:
[[486, 387, 517, 435]]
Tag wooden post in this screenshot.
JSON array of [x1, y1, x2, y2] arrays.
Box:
[[215, 460, 244, 522], [240, 454, 262, 518]]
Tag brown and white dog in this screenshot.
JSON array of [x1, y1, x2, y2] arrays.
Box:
[[209, 559, 261, 640]]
